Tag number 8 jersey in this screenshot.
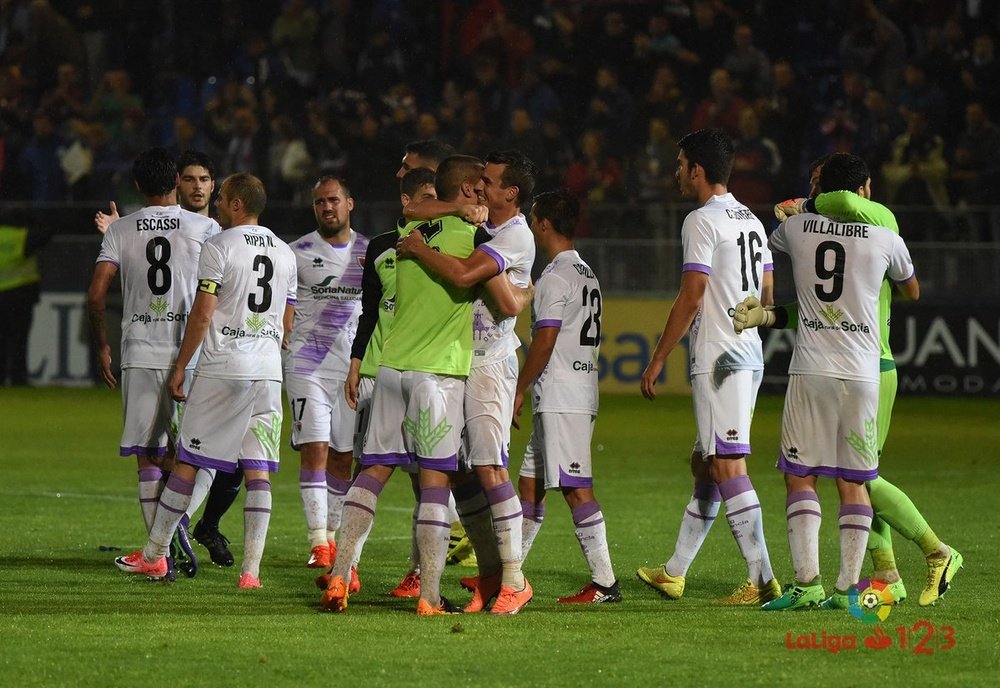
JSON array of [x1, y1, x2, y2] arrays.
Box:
[[194, 223, 297, 381], [531, 249, 601, 415], [97, 205, 219, 370], [682, 193, 772, 375]]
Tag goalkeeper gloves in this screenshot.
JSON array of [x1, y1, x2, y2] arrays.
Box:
[[774, 197, 806, 221], [733, 295, 775, 334]]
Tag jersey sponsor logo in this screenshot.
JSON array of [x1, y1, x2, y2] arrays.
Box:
[[381, 295, 395, 313], [801, 305, 871, 334], [198, 279, 219, 295], [309, 275, 362, 298], [136, 217, 180, 231], [131, 310, 188, 324], [802, 218, 869, 239], [220, 314, 280, 342], [572, 360, 597, 372]]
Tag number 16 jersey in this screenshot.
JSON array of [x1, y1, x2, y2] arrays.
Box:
[[96, 205, 219, 370]]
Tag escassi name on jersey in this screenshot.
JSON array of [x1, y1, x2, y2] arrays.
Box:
[[136, 217, 181, 231], [802, 219, 869, 238], [244, 234, 276, 248]]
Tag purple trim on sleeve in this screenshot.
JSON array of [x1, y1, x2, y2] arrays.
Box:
[[287, 297, 297, 306], [777, 453, 878, 482], [360, 450, 415, 468], [97, 259, 120, 268], [763, 262, 774, 272], [478, 244, 505, 274], [120, 445, 168, 458], [891, 271, 915, 285], [534, 319, 561, 329], [501, 447, 509, 468], [238, 459, 279, 473], [839, 504, 874, 519], [718, 474, 753, 500], [682, 263, 712, 275], [714, 434, 751, 457], [559, 466, 593, 489]]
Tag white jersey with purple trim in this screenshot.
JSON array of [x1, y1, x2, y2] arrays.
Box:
[[194, 224, 296, 381], [681, 193, 772, 375], [285, 229, 368, 379], [530, 249, 600, 415], [96, 206, 219, 369], [472, 213, 534, 367], [770, 213, 914, 383]]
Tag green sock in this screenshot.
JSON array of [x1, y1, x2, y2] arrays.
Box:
[[868, 476, 934, 545], [867, 514, 897, 572], [915, 527, 943, 557]]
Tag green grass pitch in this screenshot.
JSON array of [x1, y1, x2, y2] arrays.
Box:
[[1, 388, 997, 687]]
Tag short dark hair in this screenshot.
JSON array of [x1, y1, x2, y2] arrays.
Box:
[[404, 139, 456, 168], [314, 175, 352, 198], [132, 147, 177, 197], [484, 150, 538, 205], [677, 128, 734, 185], [808, 153, 833, 177], [400, 167, 436, 197], [434, 155, 484, 202], [818, 153, 870, 193], [176, 150, 215, 179], [222, 174, 267, 216], [532, 189, 579, 239]]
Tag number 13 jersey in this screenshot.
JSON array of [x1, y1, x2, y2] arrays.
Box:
[[531, 249, 601, 415], [97, 205, 219, 370], [682, 193, 772, 375]]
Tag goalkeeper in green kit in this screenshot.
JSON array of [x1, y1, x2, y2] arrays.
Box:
[[735, 168, 963, 607]]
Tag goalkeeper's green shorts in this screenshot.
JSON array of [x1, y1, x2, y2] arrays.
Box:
[[877, 363, 897, 453]]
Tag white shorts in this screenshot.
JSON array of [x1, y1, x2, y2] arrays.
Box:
[[177, 376, 284, 474], [519, 412, 595, 491], [691, 368, 762, 458], [776, 374, 880, 482], [462, 354, 517, 468], [352, 375, 375, 459], [361, 366, 465, 472], [285, 373, 355, 452], [119, 367, 191, 458]]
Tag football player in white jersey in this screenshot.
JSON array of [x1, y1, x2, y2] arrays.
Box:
[[397, 150, 536, 614], [759, 153, 920, 611], [284, 176, 368, 573], [636, 128, 781, 606], [115, 174, 297, 589], [511, 189, 620, 604], [88, 148, 219, 579]]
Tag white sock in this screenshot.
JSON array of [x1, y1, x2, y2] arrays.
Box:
[[137, 466, 164, 534], [184, 467, 216, 521], [572, 500, 615, 588], [520, 500, 545, 560], [786, 490, 822, 584], [416, 486, 452, 607], [719, 475, 773, 586], [332, 473, 383, 580], [836, 504, 873, 592], [326, 474, 350, 544], [242, 478, 272, 578], [665, 481, 720, 577], [299, 469, 327, 547], [486, 482, 524, 588], [143, 472, 193, 561]]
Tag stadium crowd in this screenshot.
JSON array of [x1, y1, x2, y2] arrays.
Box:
[[1, 0, 999, 239]]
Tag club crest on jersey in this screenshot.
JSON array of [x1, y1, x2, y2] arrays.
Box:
[[357, 256, 366, 268]]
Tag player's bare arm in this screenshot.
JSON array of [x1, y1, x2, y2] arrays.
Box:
[[482, 274, 532, 318], [403, 198, 488, 225], [641, 271, 708, 401], [344, 357, 362, 411], [86, 261, 120, 389], [94, 201, 119, 235], [168, 287, 217, 401], [282, 302, 294, 350], [896, 274, 920, 301], [512, 325, 558, 429], [397, 231, 501, 289]]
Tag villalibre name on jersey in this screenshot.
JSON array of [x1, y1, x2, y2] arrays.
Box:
[[801, 218, 870, 238]]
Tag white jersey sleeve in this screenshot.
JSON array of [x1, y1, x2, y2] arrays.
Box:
[[194, 224, 296, 381], [96, 206, 219, 369], [285, 229, 368, 379], [773, 214, 913, 382], [471, 214, 535, 367], [681, 194, 769, 375], [531, 250, 600, 415]]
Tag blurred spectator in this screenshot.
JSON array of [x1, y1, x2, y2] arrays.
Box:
[[470, 56, 507, 135], [814, 69, 867, 156], [203, 78, 258, 151], [590, 11, 633, 78], [690, 68, 747, 139], [630, 117, 680, 204], [722, 24, 771, 99], [564, 128, 624, 204], [508, 59, 561, 130], [882, 109, 950, 236], [267, 114, 311, 203], [37, 63, 87, 131], [270, 0, 319, 88], [959, 34, 1000, 119], [501, 107, 545, 173], [585, 65, 635, 153], [346, 113, 400, 204], [839, 0, 906, 98], [18, 110, 67, 202], [950, 102, 1000, 205], [165, 115, 217, 160], [729, 107, 782, 206], [457, 90, 493, 157], [538, 115, 575, 191], [641, 64, 689, 138], [684, 0, 734, 95], [304, 106, 347, 178], [758, 60, 808, 192], [221, 106, 267, 178], [21, 0, 85, 93], [88, 69, 144, 141], [895, 60, 946, 131], [856, 88, 902, 180], [356, 27, 406, 98]]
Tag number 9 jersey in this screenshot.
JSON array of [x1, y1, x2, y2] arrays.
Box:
[[530, 249, 601, 415], [682, 193, 773, 376], [96, 206, 219, 370]]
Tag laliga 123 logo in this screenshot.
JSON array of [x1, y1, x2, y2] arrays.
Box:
[[848, 578, 894, 624]]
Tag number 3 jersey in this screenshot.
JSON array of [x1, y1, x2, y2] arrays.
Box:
[[682, 193, 772, 375], [770, 214, 914, 383], [194, 224, 297, 381], [96, 205, 219, 370], [531, 249, 601, 415], [285, 229, 368, 379]]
